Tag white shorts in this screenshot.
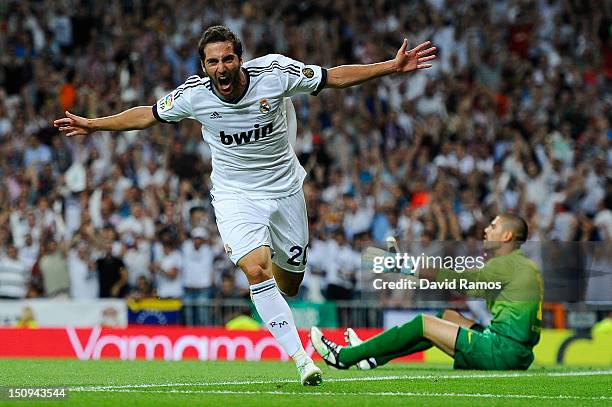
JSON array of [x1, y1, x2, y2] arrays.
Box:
[[212, 190, 309, 273]]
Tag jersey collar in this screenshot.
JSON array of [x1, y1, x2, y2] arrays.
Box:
[[210, 67, 250, 105]]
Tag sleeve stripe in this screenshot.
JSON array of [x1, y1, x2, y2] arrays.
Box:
[[249, 67, 300, 75], [151, 104, 173, 124], [250, 68, 300, 78], [248, 62, 301, 77], [250, 69, 300, 77], [249, 64, 300, 73], [172, 76, 205, 97], [249, 63, 300, 70], [175, 76, 202, 90], [248, 61, 301, 73], [174, 80, 208, 100], [311, 67, 327, 96]]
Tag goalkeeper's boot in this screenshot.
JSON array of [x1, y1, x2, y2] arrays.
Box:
[[310, 327, 348, 369], [298, 358, 323, 386], [344, 328, 377, 370]]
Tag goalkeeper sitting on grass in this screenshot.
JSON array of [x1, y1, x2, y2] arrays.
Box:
[[311, 213, 543, 370]]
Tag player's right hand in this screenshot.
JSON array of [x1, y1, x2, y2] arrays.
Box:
[[53, 111, 94, 137]]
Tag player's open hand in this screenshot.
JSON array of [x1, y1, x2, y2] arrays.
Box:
[[395, 39, 437, 73], [363, 246, 391, 273], [53, 111, 94, 137]]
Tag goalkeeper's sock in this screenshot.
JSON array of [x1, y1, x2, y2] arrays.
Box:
[[250, 279, 304, 364], [339, 314, 425, 366], [373, 340, 433, 366]]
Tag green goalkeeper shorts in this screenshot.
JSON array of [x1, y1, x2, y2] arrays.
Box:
[[454, 327, 534, 370]]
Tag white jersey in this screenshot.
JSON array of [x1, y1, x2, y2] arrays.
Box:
[[153, 54, 327, 199]]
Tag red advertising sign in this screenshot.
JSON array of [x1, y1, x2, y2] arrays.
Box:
[[0, 327, 424, 362]]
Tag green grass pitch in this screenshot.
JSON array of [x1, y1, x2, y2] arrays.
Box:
[[0, 360, 610, 406]]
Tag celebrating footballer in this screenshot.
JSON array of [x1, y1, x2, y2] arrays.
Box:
[[54, 25, 437, 385]]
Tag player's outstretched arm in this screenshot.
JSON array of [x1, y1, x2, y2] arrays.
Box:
[[53, 106, 157, 137], [326, 39, 436, 89]]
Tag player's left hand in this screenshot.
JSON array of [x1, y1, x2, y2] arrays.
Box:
[[395, 39, 437, 73], [362, 246, 416, 276], [362, 246, 391, 273]]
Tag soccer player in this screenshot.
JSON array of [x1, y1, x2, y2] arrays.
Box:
[[311, 214, 544, 371], [54, 25, 437, 385]]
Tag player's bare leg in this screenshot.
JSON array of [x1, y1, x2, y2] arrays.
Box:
[[271, 262, 304, 297], [238, 246, 274, 284], [239, 246, 322, 385], [422, 314, 460, 356], [439, 309, 477, 329]]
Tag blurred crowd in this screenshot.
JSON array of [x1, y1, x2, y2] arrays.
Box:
[[0, 0, 611, 303]]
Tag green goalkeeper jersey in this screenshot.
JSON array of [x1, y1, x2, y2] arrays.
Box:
[[437, 249, 543, 348]]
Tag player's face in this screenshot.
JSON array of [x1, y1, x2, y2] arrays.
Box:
[[483, 216, 505, 250], [202, 41, 243, 99]]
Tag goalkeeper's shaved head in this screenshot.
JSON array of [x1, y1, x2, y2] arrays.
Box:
[[499, 213, 528, 242]]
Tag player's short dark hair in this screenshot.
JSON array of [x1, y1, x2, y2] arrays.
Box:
[[500, 213, 528, 242], [198, 25, 242, 60]]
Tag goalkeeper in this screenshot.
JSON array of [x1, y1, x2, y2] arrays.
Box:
[[311, 213, 543, 370]]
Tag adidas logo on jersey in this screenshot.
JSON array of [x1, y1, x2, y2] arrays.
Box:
[[210, 111, 222, 119], [220, 122, 273, 146]]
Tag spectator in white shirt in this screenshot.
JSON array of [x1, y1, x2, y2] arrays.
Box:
[[18, 234, 39, 272], [121, 233, 151, 288], [67, 243, 98, 299], [181, 227, 215, 326], [433, 143, 458, 170], [110, 165, 133, 207], [9, 199, 29, 248], [23, 135, 52, 170], [342, 195, 374, 241], [25, 212, 42, 247], [324, 230, 357, 300], [117, 203, 155, 239], [151, 241, 183, 299], [456, 143, 475, 175], [0, 244, 29, 299], [137, 159, 168, 189]]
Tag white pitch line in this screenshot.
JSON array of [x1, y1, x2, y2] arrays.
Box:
[[80, 388, 612, 401], [71, 370, 612, 392]]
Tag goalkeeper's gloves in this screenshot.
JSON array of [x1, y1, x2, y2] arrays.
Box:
[[362, 246, 415, 276]]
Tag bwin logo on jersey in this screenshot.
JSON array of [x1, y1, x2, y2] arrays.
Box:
[[219, 122, 273, 146]]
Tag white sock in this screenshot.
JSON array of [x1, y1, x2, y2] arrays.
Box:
[[291, 348, 310, 367], [250, 278, 307, 365]]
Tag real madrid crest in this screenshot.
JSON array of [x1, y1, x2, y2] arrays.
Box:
[[259, 98, 271, 114], [302, 67, 314, 78]]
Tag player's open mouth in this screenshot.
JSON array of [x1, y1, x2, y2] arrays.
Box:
[[218, 76, 232, 93]]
